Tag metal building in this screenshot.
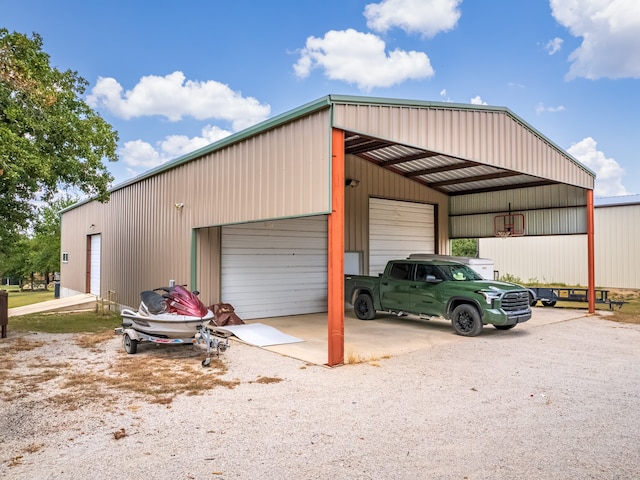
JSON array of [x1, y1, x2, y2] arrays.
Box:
[[60, 95, 596, 365], [479, 195, 640, 289]]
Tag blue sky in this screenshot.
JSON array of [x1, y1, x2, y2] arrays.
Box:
[[4, 0, 639, 197]]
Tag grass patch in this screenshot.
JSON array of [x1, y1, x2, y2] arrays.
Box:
[[8, 311, 121, 334], [61, 346, 239, 405], [5, 289, 55, 309]]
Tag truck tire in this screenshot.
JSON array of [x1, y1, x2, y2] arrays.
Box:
[[451, 304, 483, 337], [354, 293, 376, 320], [493, 323, 517, 330]]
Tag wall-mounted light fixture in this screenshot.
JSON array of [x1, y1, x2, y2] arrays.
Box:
[[174, 202, 184, 210], [345, 178, 360, 188], [89, 224, 95, 229]]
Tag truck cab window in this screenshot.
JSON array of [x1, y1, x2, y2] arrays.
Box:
[[388, 263, 411, 280]]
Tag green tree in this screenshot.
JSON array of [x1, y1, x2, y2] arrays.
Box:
[[0, 29, 118, 245], [0, 235, 31, 288], [451, 238, 478, 257], [29, 196, 77, 286]]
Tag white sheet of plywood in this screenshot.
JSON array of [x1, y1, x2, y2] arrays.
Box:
[[212, 323, 305, 347]]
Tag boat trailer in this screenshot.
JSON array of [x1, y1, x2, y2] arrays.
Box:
[[114, 323, 231, 367], [528, 287, 626, 310]]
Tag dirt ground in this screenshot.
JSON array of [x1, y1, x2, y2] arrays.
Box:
[[1, 311, 639, 479]]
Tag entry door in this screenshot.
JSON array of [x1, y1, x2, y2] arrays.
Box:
[[88, 234, 101, 296]]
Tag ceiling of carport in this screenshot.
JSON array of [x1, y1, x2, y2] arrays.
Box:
[[344, 132, 556, 196]]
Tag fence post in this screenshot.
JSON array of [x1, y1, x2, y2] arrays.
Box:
[[0, 290, 8, 338]]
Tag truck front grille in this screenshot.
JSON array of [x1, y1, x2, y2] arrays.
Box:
[[502, 291, 530, 311]]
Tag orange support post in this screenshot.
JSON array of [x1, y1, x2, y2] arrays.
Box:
[[327, 128, 345, 366], [587, 189, 595, 313]]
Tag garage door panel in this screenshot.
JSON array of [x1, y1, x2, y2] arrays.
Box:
[[369, 198, 435, 275], [221, 216, 328, 320]]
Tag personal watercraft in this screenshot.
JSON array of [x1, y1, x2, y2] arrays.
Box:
[[120, 285, 214, 338]]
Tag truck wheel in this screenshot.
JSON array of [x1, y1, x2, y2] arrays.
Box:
[[354, 293, 376, 320], [451, 304, 483, 336]]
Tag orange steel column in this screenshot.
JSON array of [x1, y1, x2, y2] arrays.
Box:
[[587, 189, 596, 313], [327, 128, 345, 366]]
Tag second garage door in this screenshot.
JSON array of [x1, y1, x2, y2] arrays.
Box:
[[369, 198, 435, 275], [221, 216, 328, 320]]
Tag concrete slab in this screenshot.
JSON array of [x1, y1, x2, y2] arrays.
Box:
[[8, 294, 96, 317], [253, 306, 593, 365]]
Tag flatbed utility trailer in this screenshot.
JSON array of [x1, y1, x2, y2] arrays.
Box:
[[528, 287, 625, 310], [115, 323, 230, 367]]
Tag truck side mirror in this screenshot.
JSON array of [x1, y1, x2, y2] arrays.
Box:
[[425, 275, 442, 283]]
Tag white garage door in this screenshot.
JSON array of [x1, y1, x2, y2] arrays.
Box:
[[369, 198, 435, 275], [89, 234, 101, 296], [221, 216, 328, 320]]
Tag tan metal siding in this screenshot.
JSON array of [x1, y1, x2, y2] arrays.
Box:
[[60, 110, 330, 308], [478, 204, 640, 289], [333, 103, 594, 189], [345, 155, 449, 275], [479, 236, 587, 285], [189, 110, 330, 227], [449, 184, 588, 238], [196, 226, 221, 307]]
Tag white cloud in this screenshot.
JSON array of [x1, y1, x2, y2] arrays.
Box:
[[567, 137, 628, 196], [364, 0, 462, 37], [545, 37, 564, 55], [535, 102, 566, 114], [440, 89, 447, 97], [119, 125, 232, 171], [550, 0, 640, 79], [87, 71, 270, 131], [470, 95, 487, 105], [293, 28, 434, 90]]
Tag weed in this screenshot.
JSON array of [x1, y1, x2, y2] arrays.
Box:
[[251, 376, 283, 384]]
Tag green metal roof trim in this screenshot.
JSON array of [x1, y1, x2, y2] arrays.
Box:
[[61, 95, 334, 213], [61, 94, 594, 214]]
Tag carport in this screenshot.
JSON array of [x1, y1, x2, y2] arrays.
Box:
[[323, 96, 595, 366]]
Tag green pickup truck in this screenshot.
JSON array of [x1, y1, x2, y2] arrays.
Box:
[[345, 258, 531, 336]]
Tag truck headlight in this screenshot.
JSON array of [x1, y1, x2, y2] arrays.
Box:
[[478, 289, 502, 306]]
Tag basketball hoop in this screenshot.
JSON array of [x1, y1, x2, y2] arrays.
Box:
[[496, 231, 511, 240]]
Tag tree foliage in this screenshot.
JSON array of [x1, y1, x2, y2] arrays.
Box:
[[0, 197, 75, 287], [451, 238, 478, 257], [0, 29, 118, 242]]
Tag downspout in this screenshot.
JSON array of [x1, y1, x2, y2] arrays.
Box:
[[587, 190, 595, 313], [327, 128, 345, 366]]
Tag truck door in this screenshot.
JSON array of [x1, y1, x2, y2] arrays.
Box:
[[379, 262, 415, 313], [410, 263, 443, 316]]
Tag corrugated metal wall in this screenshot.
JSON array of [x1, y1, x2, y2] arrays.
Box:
[[333, 103, 594, 189], [196, 226, 221, 307], [345, 155, 448, 275], [478, 204, 640, 289], [60, 109, 331, 308], [449, 184, 588, 238]]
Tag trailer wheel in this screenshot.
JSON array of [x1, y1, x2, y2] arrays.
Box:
[[123, 333, 138, 354], [451, 304, 483, 337], [354, 293, 376, 320], [541, 300, 557, 307]]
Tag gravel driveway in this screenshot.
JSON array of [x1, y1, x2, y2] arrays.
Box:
[[1, 312, 639, 479]]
